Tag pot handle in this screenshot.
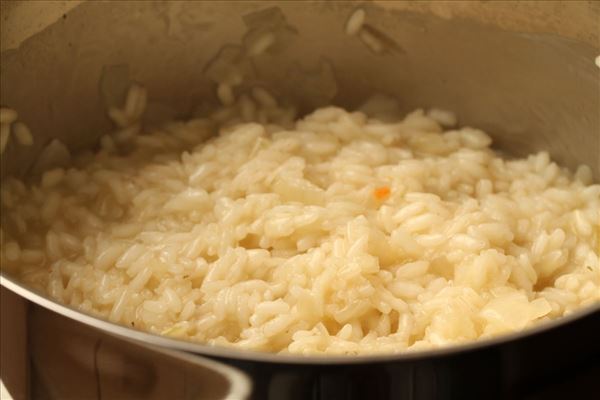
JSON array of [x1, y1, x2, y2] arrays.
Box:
[[93, 337, 253, 400], [1, 276, 252, 400]]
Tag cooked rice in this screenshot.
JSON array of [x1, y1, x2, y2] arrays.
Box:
[[426, 108, 457, 127], [0, 101, 598, 355], [345, 9, 366, 36], [0, 108, 18, 125], [217, 83, 236, 106], [358, 29, 384, 54], [13, 122, 34, 146], [0, 123, 10, 154], [108, 83, 147, 129], [247, 32, 276, 56]]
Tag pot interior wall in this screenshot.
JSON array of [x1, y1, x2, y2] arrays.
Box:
[[1, 1, 598, 178]]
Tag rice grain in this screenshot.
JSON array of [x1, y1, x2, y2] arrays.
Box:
[[0, 102, 598, 356], [13, 122, 34, 146], [345, 9, 366, 36]]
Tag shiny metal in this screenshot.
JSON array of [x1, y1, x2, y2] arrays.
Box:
[[1, 1, 598, 178], [2, 271, 599, 365], [1, 274, 252, 399], [26, 299, 252, 400], [0, 0, 599, 381]]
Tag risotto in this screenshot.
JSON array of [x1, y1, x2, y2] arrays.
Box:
[[0, 92, 598, 355]]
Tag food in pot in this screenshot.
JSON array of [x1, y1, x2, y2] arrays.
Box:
[[1, 88, 598, 355]]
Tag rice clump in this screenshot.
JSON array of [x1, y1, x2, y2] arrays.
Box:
[[1, 98, 598, 355]]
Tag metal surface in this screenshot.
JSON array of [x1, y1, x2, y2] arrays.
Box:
[[26, 302, 251, 400], [1, 1, 598, 178], [3, 275, 600, 400], [1, 1, 599, 399], [1, 272, 599, 365]]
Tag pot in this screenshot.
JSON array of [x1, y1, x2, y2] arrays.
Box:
[[1, 2, 599, 399]]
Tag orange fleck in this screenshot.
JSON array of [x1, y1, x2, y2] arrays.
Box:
[[373, 186, 391, 200]]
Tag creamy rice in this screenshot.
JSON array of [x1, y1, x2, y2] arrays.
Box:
[[0, 101, 598, 355]]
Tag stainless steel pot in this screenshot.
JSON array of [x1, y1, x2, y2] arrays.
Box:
[[1, 2, 599, 399]]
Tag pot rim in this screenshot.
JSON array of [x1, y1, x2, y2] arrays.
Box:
[[3, 272, 598, 365]]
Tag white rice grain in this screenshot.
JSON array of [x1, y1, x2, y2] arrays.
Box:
[[345, 8, 366, 36], [217, 83, 235, 106], [247, 32, 276, 56], [13, 122, 34, 146], [4, 241, 21, 261], [0, 102, 597, 356], [359, 29, 384, 53], [427, 108, 457, 127], [124, 84, 147, 121], [252, 87, 278, 108], [0, 108, 18, 124], [41, 168, 65, 188], [0, 123, 10, 154]]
